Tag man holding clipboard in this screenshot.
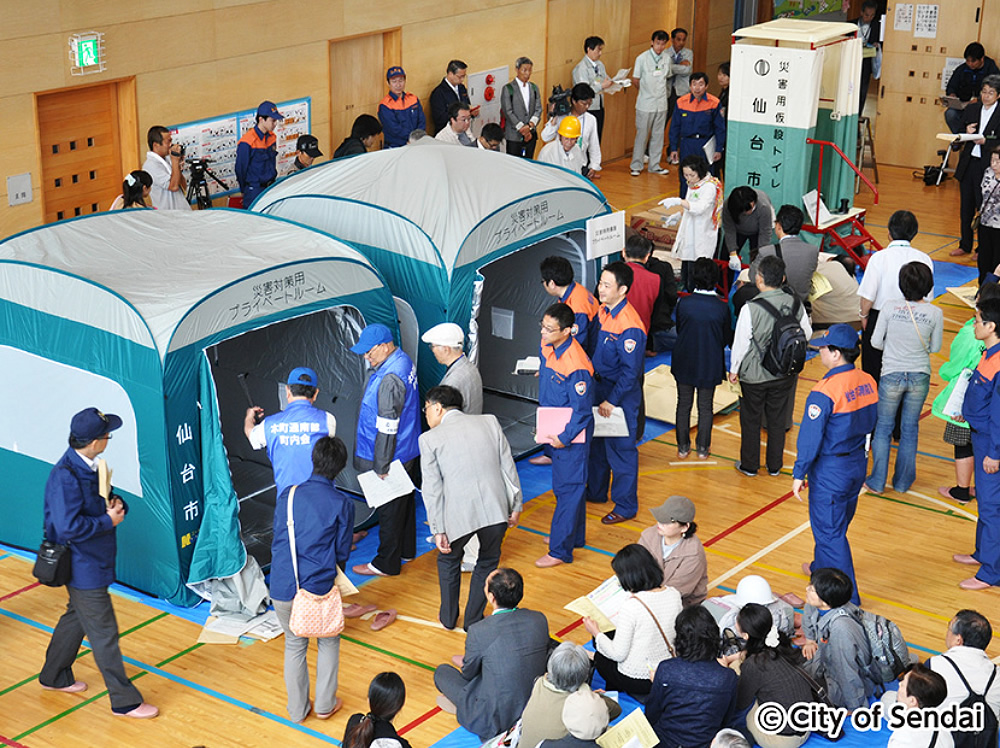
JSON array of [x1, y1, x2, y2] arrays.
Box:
[[535, 302, 595, 568]]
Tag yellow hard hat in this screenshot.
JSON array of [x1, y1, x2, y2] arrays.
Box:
[[557, 116, 581, 139]]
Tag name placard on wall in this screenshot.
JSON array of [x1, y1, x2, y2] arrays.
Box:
[[168, 98, 311, 199]]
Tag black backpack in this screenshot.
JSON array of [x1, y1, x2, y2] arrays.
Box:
[[942, 655, 998, 748], [751, 296, 808, 377]]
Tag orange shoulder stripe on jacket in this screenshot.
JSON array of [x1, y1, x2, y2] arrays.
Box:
[[544, 339, 594, 376], [814, 369, 878, 413], [600, 301, 646, 334]]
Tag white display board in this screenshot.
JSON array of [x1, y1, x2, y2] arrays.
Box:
[[587, 210, 626, 260], [169, 98, 311, 198], [467, 66, 509, 139], [729, 46, 823, 130]]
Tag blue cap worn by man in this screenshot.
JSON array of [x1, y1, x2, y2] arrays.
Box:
[[244, 366, 337, 499], [351, 324, 421, 577], [235, 100, 284, 208], [793, 323, 877, 604], [39, 408, 159, 719]]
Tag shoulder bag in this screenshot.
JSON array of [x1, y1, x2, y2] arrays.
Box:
[[33, 535, 71, 587], [632, 593, 677, 658], [286, 486, 345, 638]]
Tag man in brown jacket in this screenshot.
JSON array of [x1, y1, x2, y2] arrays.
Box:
[[637, 495, 708, 606]]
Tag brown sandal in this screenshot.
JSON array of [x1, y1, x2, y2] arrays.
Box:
[[370, 609, 397, 631]]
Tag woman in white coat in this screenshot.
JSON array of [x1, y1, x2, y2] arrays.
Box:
[[662, 155, 723, 291]]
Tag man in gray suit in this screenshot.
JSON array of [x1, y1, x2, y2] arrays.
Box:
[[434, 567, 550, 740], [501, 57, 543, 158], [755, 204, 820, 308], [421, 385, 521, 630], [421, 323, 483, 414]]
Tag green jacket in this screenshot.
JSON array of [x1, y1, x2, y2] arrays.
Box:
[[932, 317, 984, 426], [741, 288, 800, 384]]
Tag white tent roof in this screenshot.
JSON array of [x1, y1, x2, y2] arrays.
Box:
[[252, 140, 608, 273], [0, 210, 385, 359]]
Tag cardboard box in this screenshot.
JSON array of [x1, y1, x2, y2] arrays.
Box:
[[630, 208, 678, 252]]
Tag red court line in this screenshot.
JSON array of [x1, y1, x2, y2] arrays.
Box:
[[0, 733, 32, 748], [0, 582, 40, 603], [398, 705, 441, 735], [555, 618, 584, 637], [704, 491, 794, 547], [920, 408, 933, 420]]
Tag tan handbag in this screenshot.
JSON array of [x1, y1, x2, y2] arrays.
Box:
[[286, 486, 345, 638]]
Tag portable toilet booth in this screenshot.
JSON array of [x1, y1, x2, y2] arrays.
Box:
[[0, 210, 398, 604], [251, 141, 612, 453]]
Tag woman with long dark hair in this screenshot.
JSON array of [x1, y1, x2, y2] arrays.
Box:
[[732, 603, 812, 748], [111, 170, 153, 209], [343, 672, 411, 748]]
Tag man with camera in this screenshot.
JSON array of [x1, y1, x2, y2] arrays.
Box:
[[540, 84, 602, 178], [39, 408, 159, 719], [142, 126, 190, 211]]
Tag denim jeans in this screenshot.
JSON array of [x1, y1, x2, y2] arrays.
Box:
[[867, 371, 930, 492]]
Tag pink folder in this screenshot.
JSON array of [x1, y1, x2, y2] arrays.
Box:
[[535, 407, 587, 445]]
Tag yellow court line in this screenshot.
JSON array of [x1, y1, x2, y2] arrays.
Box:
[[623, 191, 675, 212], [708, 520, 812, 590]]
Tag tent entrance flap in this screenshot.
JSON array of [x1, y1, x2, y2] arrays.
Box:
[[474, 231, 591, 457], [206, 306, 371, 567]]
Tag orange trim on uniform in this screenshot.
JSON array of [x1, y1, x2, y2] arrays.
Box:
[[599, 300, 647, 334], [976, 350, 1000, 380], [543, 339, 594, 377], [814, 369, 878, 413], [239, 128, 276, 149], [565, 284, 599, 322], [380, 92, 421, 111], [676, 92, 720, 114]]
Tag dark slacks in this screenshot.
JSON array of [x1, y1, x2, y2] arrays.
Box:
[[592, 107, 605, 141], [438, 521, 507, 630], [978, 224, 1000, 284], [960, 155, 987, 252], [592, 631, 652, 698], [738, 375, 796, 473], [675, 383, 716, 453], [40, 585, 144, 711], [506, 135, 537, 159], [371, 458, 418, 575]]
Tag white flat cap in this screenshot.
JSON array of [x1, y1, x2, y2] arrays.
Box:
[[421, 322, 465, 348]]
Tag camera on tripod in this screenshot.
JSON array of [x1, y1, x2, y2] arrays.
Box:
[[184, 156, 228, 210], [186, 156, 211, 180], [548, 85, 572, 117]]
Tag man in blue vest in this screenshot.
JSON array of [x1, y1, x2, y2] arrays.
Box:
[[350, 323, 421, 576], [244, 366, 337, 501]]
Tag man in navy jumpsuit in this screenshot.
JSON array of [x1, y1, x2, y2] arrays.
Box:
[[535, 302, 595, 567], [586, 262, 647, 524], [955, 298, 1000, 590], [350, 323, 421, 577], [793, 325, 877, 605], [244, 366, 337, 501]]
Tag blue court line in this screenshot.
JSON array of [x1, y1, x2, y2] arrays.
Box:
[[0, 553, 10, 562], [0, 605, 340, 745], [515, 525, 615, 557]]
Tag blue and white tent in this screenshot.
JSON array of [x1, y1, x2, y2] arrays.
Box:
[[252, 142, 611, 450], [0, 210, 398, 605]]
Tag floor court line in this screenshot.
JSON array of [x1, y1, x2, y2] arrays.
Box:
[[0, 734, 32, 748], [0, 581, 40, 603], [398, 705, 442, 736], [708, 520, 812, 590]]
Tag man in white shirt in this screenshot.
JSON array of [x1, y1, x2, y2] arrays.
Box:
[[887, 665, 954, 748], [477, 123, 504, 151], [435, 102, 476, 147], [928, 609, 1000, 719], [141, 126, 190, 211], [630, 30, 671, 177], [537, 117, 588, 176], [572, 36, 613, 141], [540, 84, 602, 176], [857, 210, 934, 382]]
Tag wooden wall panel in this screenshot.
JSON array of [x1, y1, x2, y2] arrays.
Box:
[[982, 0, 1000, 49]]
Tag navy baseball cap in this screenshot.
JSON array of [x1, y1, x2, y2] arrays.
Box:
[[256, 101, 285, 120], [810, 323, 860, 349], [296, 134, 322, 157], [386, 66, 406, 82], [70, 407, 122, 441], [287, 367, 318, 387], [350, 324, 394, 354]]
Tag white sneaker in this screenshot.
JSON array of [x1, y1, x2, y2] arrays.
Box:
[[630, 169, 641, 177]]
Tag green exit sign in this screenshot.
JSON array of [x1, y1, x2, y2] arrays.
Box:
[[75, 38, 99, 67], [69, 32, 105, 75]]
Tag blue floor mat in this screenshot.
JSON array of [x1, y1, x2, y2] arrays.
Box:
[[932, 259, 978, 297]]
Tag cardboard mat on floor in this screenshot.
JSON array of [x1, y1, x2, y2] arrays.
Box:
[[643, 364, 740, 425]]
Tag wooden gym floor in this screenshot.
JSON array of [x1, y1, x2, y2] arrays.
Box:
[[0, 157, 996, 748]]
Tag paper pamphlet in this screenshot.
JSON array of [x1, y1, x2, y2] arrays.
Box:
[[358, 460, 415, 509], [702, 135, 717, 162], [802, 190, 832, 226], [535, 407, 586, 445], [592, 406, 628, 437], [606, 68, 632, 94], [564, 575, 630, 633], [942, 369, 973, 419], [335, 566, 359, 597], [937, 132, 980, 141], [947, 285, 978, 309], [596, 709, 660, 748], [807, 270, 833, 302], [514, 356, 541, 375]]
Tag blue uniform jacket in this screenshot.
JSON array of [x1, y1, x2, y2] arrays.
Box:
[[668, 91, 727, 155], [263, 399, 334, 499], [793, 364, 878, 480], [963, 342, 1000, 460], [560, 282, 600, 356], [539, 337, 595, 444], [378, 91, 426, 148], [235, 125, 278, 197], [270, 474, 355, 601], [593, 299, 646, 422], [44, 448, 122, 589]]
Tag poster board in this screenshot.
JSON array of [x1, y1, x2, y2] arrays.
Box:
[[169, 98, 311, 200], [467, 66, 509, 139]]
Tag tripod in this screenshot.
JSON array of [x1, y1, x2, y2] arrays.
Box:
[[185, 159, 229, 210]]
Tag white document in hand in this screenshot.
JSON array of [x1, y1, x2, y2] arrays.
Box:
[[357, 460, 415, 508], [592, 406, 628, 437]]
